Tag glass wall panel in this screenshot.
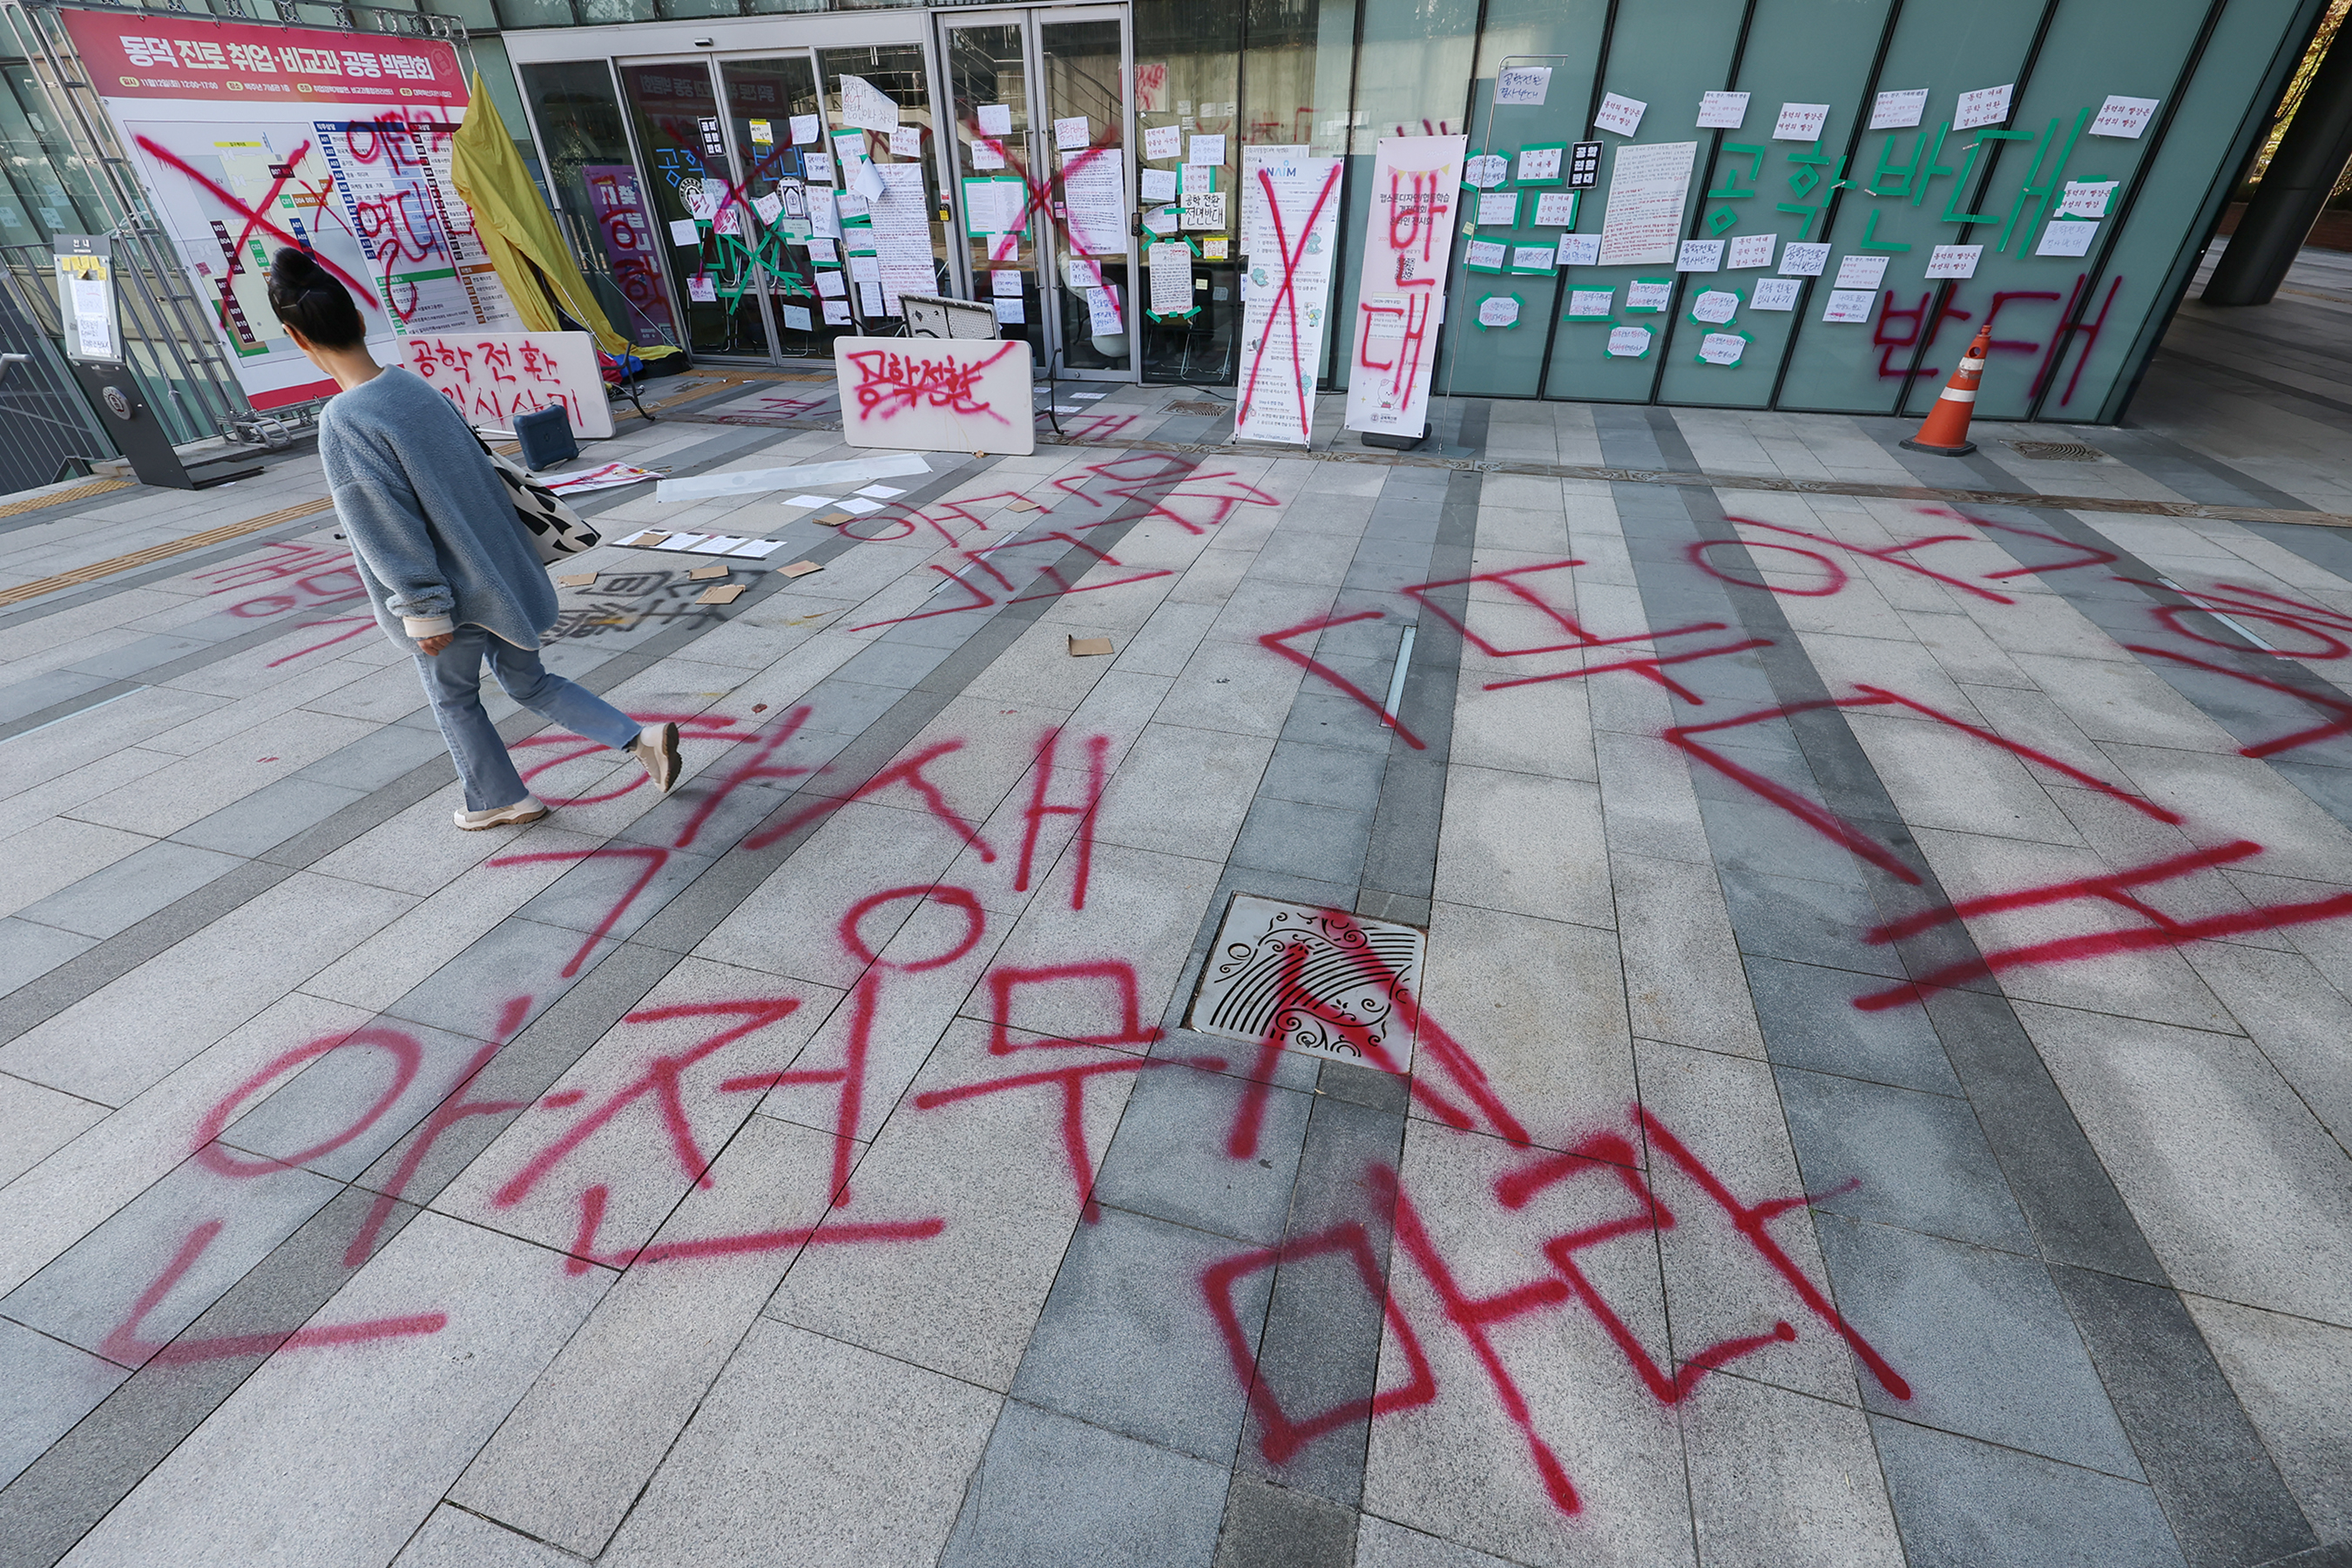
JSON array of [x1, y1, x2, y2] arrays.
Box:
[[1768, 0, 2048, 413], [1431, 0, 1606, 398], [720, 56, 828, 356], [2072, 0, 2312, 422], [1652, 0, 1898, 409], [1900, 0, 2215, 421], [944, 23, 1044, 362], [1540, 0, 1747, 405], [818, 44, 943, 335], [1037, 19, 1129, 372], [526, 59, 682, 347], [1139, 0, 1241, 382], [621, 59, 773, 355]]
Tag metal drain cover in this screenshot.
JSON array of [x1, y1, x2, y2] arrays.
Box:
[[2007, 440, 2105, 462], [1164, 399, 1227, 416], [1186, 896, 1426, 1072]]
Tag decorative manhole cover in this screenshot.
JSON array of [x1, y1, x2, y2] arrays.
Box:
[[2007, 440, 2105, 462], [1164, 399, 1227, 416], [1186, 896, 1425, 1072]]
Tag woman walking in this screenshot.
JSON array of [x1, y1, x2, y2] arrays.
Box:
[[267, 247, 679, 828]]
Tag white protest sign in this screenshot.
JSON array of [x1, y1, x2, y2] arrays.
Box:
[[1236, 153, 1343, 445], [1598, 141, 1698, 266], [1496, 65, 1551, 106], [1344, 135, 1466, 441], [835, 337, 1037, 456], [404, 331, 613, 439]]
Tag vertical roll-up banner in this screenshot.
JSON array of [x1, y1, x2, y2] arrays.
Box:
[[1343, 135, 1467, 442], [59, 8, 518, 410], [1234, 146, 1343, 446]]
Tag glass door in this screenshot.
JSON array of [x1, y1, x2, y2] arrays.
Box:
[[618, 58, 777, 360], [940, 5, 1136, 381]]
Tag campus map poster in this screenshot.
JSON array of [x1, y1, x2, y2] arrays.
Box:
[[1343, 135, 1465, 442], [63, 10, 519, 409]]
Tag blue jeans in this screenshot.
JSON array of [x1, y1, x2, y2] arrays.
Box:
[[414, 625, 639, 811]]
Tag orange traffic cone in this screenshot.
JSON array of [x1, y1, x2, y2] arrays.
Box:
[[1902, 324, 1993, 456]]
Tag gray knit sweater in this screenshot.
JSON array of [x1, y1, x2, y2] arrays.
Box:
[[318, 366, 558, 652]]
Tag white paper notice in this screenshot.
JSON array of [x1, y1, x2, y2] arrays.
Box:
[[1517, 145, 1564, 183], [990, 269, 1024, 298], [889, 126, 923, 158], [977, 104, 1013, 137], [1149, 241, 1193, 314], [1086, 284, 1123, 335], [791, 113, 821, 145], [1691, 289, 1738, 324], [1678, 240, 1724, 273], [752, 192, 784, 226], [1054, 116, 1091, 151], [1496, 65, 1551, 106], [1871, 89, 1929, 131], [823, 301, 852, 325], [1064, 150, 1126, 253], [1751, 277, 1801, 310], [1727, 233, 1776, 269], [1478, 295, 1519, 328], [1822, 289, 1876, 323], [686, 186, 720, 221], [72, 277, 113, 357], [857, 281, 883, 316], [1477, 192, 1519, 226], [1511, 245, 1556, 272], [1235, 151, 1342, 444], [688, 274, 717, 303], [1534, 191, 1578, 226], [1557, 233, 1600, 267], [1607, 326, 1652, 357], [2062, 180, 2118, 219], [1183, 163, 1219, 196], [1699, 332, 1747, 366], [972, 138, 1006, 172], [1774, 103, 1831, 142], [1464, 239, 1508, 271], [1180, 191, 1227, 231], [670, 218, 701, 247], [1697, 91, 1750, 130], [2092, 95, 2159, 139], [1464, 153, 1510, 190], [1065, 255, 1104, 290], [850, 254, 882, 285], [1779, 241, 1830, 276], [1834, 254, 1888, 290], [1924, 244, 1982, 279], [1626, 280, 1672, 310], [1189, 133, 1227, 166], [782, 305, 813, 332], [841, 76, 899, 133], [1594, 93, 1647, 138], [814, 270, 847, 298], [1343, 133, 1465, 441], [808, 237, 838, 263], [1596, 140, 1697, 266], [1568, 287, 1613, 316], [2037, 219, 2098, 258], [993, 298, 1024, 323], [1144, 124, 1182, 160], [1955, 84, 2014, 131], [1141, 167, 1179, 203], [805, 152, 835, 185]]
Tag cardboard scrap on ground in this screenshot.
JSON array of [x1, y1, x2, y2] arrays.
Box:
[[557, 572, 598, 586], [696, 583, 751, 605], [653, 452, 930, 504], [816, 512, 852, 527], [689, 564, 731, 580], [780, 559, 825, 578], [1067, 635, 1114, 657]]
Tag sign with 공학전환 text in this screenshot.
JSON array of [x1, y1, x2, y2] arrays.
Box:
[[834, 336, 1036, 456], [403, 331, 613, 440], [61, 8, 517, 413], [1344, 135, 1466, 442]]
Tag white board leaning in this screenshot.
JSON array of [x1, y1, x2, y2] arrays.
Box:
[[833, 336, 1036, 456]]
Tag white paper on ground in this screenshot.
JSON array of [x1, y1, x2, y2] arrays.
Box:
[[835, 497, 885, 515], [855, 483, 906, 497], [783, 493, 835, 507], [655, 453, 933, 503], [728, 539, 788, 558], [688, 536, 749, 554]]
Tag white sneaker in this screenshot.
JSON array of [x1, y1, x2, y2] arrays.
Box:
[[454, 796, 549, 831], [631, 721, 681, 793]]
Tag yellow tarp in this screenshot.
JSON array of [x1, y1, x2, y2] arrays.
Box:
[[450, 74, 680, 363]]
